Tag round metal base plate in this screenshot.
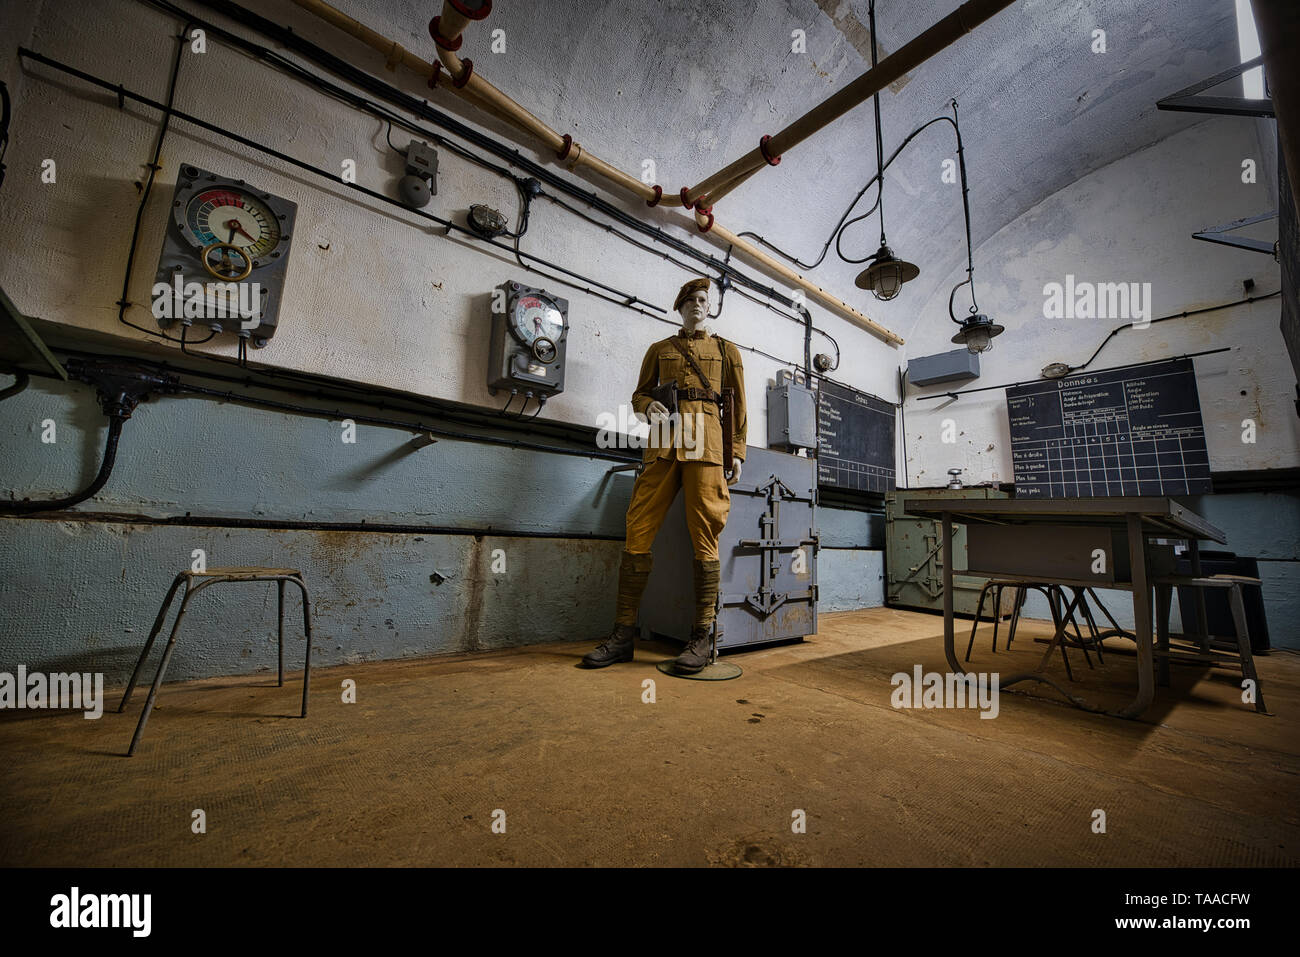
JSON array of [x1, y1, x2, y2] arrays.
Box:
[[655, 659, 743, 681]]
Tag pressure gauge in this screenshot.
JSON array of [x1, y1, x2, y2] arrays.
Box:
[[487, 281, 569, 398], [154, 164, 297, 346], [509, 292, 565, 362], [182, 186, 282, 265]]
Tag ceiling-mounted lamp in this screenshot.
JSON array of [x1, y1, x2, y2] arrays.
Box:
[[941, 99, 1001, 355], [856, 243, 920, 301], [855, 0, 919, 302], [951, 312, 1004, 354]]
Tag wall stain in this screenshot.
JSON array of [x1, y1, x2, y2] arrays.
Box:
[[810, 0, 910, 92]]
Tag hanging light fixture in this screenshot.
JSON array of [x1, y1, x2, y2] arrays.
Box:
[[857, 243, 919, 300], [854, 1, 919, 301], [951, 313, 1004, 354], [943, 100, 1001, 353]]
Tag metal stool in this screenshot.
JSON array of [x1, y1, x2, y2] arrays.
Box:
[[118, 568, 314, 755], [1153, 574, 1269, 714], [966, 581, 1117, 678]]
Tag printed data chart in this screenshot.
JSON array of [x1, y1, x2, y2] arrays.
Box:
[[1006, 358, 1212, 498], [817, 380, 896, 492]]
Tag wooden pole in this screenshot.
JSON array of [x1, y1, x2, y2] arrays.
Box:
[[690, 0, 1017, 200]]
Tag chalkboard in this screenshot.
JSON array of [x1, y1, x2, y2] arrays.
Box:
[[1006, 357, 1212, 498], [817, 380, 896, 492]]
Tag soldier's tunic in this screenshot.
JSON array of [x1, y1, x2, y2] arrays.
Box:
[[623, 329, 747, 562]]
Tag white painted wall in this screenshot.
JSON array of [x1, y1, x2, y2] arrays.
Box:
[[0, 0, 902, 453], [901, 117, 1295, 486]]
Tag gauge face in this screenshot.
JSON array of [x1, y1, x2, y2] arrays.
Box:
[[510, 293, 564, 346], [185, 188, 281, 263]]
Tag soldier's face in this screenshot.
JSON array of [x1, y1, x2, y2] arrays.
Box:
[[679, 289, 709, 328]]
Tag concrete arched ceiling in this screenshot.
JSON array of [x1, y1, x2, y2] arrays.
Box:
[[401, 0, 1243, 347]]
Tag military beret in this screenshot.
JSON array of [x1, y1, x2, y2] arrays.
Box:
[[673, 277, 711, 312]]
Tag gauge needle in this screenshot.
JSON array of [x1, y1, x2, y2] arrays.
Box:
[[224, 218, 256, 243]]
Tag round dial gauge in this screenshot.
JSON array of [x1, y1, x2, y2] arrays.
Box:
[[510, 293, 564, 347], [184, 187, 281, 264]]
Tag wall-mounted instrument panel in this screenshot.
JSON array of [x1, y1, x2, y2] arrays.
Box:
[[153, 164, 297, 347]]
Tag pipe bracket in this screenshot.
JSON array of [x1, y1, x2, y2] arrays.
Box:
[[448, 0, 493, 19], [679, 186, 694, 210], [645, 184, 663, 207], [452, 58, 474, 88], [429, 17, 463, 51], [384, 40, 405, 71]]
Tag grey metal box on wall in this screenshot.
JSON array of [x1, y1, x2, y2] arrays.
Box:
[[641, 446, 817, 650], [766, 371, 818, 450], [907, 348, 980, 387]]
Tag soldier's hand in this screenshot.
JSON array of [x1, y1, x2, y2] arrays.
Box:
[[645, 400, 670, 422], [728, 458, 743, 486]]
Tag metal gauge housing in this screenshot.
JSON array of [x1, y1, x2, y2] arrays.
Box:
[[153, 164, 297, 346], [487, 281, 568, 398]]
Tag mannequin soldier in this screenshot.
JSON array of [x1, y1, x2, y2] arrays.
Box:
[[582, 277, 746, 673]]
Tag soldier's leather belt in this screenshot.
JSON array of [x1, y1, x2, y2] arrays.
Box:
[[679, 387, 720, 403]]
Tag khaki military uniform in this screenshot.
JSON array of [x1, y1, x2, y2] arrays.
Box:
[[623, 330, 747, 562]]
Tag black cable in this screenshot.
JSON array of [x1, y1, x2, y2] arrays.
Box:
[[916, 347, 1234, 402], [20, 48, 670, 381], [1069, 292, 1279, 374], [53, 343, 606, 448], [132, 0, 808, 313], [0, 415, 126, 513], [0, 79, 10, 190], [177, 382, 634, 462], [113, 23, 215, 344], [126, 0, 852, 361], [0, 370, 30, 401], [869, 0, 887, 249]]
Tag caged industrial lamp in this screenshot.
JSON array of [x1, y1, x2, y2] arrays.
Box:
[[853, 0, 919, 302], [857, 243, 919, 301]]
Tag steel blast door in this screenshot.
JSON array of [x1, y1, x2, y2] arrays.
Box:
[[641, 446, 818, 650]]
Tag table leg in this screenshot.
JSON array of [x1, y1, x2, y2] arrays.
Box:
[[1118, 513, 1155, 719], [1155, 583, 1172, 687], [1188, 539, 1211, 652], [942, 513, 962, 674]]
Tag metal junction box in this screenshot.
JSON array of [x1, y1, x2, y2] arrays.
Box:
[[906, 348, 980, 387], [641, 446, 818, 650], [766, 369, 818, 450], [885, 486, 1008, 616]]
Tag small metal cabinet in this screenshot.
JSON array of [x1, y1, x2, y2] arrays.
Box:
[[641, 446, 818, 650], [885, 486, 1009, 616]]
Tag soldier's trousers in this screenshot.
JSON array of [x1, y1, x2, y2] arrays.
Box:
[[624, 456, 731, 561]]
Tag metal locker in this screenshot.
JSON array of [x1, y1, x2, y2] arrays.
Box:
[[884, 486, 1009, 616]]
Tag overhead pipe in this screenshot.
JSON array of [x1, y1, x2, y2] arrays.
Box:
[[289, 0, 903, 343], [684, 0, 1018, 208]]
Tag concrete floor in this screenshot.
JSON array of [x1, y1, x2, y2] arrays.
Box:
[[2, 607, 1297, 867]]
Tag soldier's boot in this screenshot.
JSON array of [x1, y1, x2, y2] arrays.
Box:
[[673, 558, 720, 674], [581, 623, 637, 668], [581, 551, 653, 669]]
